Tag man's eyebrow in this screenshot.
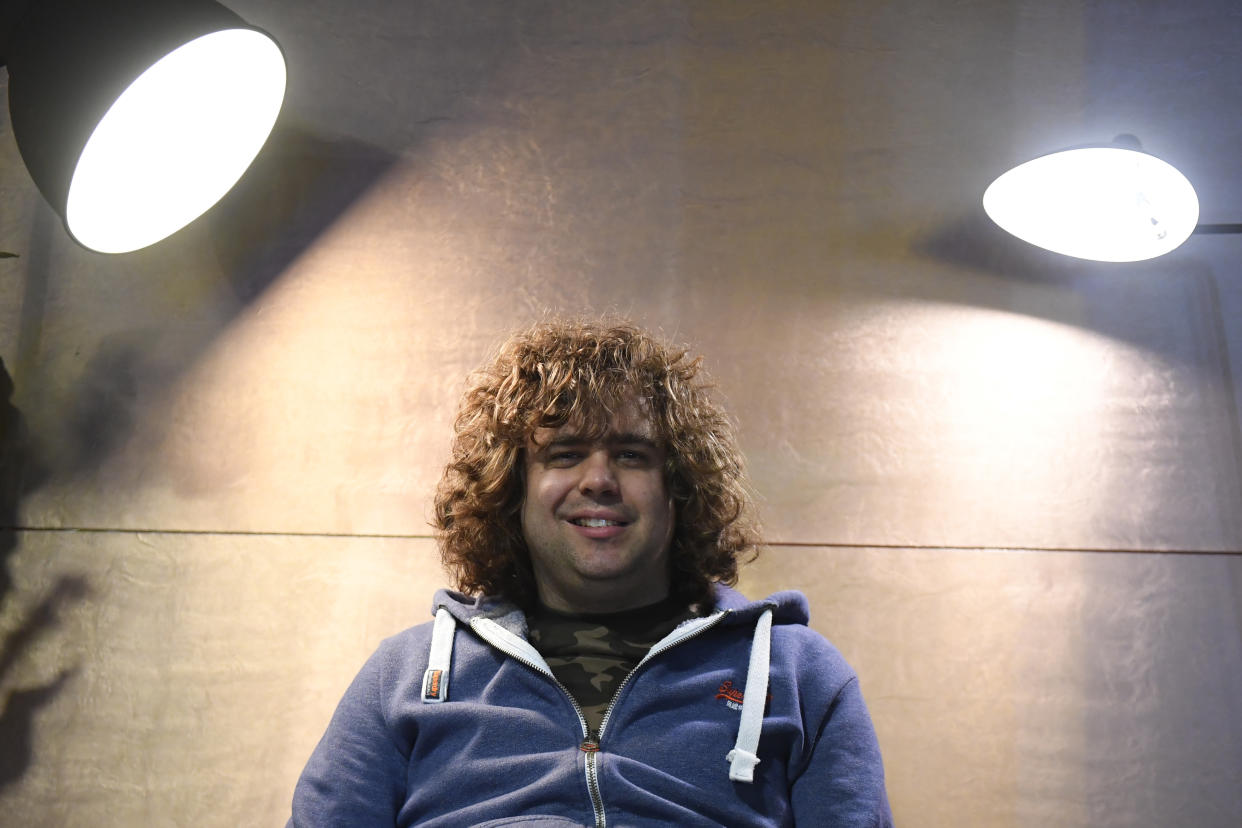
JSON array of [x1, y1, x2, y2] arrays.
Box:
[[537, 432, 660, 449], [609, 432, 660, 448], [540, 434, 587, 448]]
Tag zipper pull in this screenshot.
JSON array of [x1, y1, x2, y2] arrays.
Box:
[[579, 739, 600, 753]]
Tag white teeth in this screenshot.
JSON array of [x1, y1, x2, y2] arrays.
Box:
[[572, 518, 622, 527]]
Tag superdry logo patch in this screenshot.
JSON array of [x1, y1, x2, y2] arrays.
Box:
[[715, 679, 745, 710], [715, 679, 773, 712]]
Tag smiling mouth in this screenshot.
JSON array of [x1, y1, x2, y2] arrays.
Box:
[[569, 517, 628, 528]]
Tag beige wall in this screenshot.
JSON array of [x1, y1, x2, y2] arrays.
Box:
[[2, 1, 1241, 825]]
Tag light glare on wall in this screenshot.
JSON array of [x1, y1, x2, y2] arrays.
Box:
[[983, 147, 1199, 262]]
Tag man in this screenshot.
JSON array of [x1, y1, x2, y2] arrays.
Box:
[[290, 320, 892, 827]]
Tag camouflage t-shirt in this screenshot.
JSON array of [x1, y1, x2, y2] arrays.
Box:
[[526, 597, 698, 740]]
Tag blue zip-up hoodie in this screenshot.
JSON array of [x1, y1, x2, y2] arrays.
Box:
[[289, 584, 892, 827]]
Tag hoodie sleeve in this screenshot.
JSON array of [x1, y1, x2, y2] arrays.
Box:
[[791, 676, 893, 827], [288, 643, 408, 827]]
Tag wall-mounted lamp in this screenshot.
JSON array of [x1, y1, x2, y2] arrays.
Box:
[[2, 0, 286, 254], [983, 135, 1240, 263]]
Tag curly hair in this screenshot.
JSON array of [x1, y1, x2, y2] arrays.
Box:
[[433, 319, 760, 611]]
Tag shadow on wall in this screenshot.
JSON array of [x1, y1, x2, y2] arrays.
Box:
[[60, 334, 144, 478], [0, 356, 91, 792], [208, 123, 400, 304], [914, 203, 1083, 288], [915, 204, 1239, 372]]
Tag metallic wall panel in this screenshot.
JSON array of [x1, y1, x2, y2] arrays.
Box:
[[0, 0, 1238, 551]]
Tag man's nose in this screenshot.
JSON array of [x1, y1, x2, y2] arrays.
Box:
[[578, 449, 619, 496]]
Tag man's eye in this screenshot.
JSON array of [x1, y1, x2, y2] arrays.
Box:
[[618, 450, 648, 463], [548, 451, 581, 463]]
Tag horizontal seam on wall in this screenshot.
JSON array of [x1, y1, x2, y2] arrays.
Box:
[[1, 526, 1240, 555]]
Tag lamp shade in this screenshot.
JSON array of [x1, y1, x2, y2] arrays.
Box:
[[982, 146, 1199, 262], [5, 0, 286, 254]]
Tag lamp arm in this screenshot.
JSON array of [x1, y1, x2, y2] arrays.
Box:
[[1192, 224, 1242, 235]]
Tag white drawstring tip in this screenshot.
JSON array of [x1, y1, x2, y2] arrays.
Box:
[[726, 748, 760, 782]]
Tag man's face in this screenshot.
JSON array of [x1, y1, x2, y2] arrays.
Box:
[[520, 399, 675, 614]]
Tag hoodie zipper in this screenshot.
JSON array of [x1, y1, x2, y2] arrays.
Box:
[[468, 617, 606, 826], [596, 610, 729, 742], [469, 609, 731, 828]]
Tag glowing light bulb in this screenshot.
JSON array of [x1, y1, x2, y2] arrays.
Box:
[[983, 147, 1199, 262], [65, 29, 286, 254]]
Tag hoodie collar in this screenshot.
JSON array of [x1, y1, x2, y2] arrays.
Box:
[[431, 583, 810, 632], [710, 583, 810, 626]]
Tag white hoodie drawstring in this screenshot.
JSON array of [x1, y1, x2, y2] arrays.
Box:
[[726, 607, 773, 783], [422, 607, 456, 703]]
